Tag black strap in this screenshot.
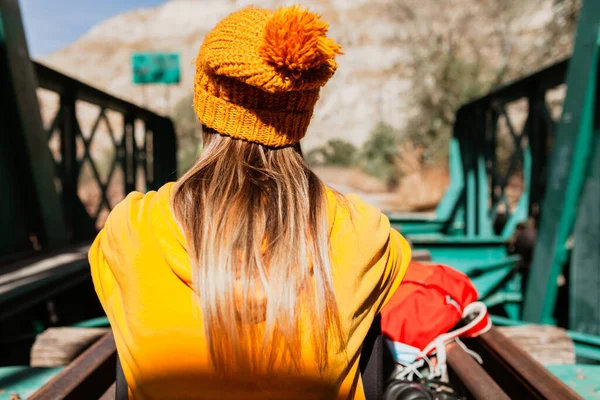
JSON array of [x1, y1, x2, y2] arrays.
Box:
[[359, 315, 393, 400], [116, 353, 129, 400]]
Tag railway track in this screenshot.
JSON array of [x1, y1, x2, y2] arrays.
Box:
[[27, 327, 581, 400], [448, 328, 582, 399]]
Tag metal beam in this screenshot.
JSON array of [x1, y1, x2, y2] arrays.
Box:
[[472, 328, 583, 400], [28, 333, 117, 400], [446, 342, 510, 400], [523, 0, 600, 323], [0, 0, 67, 250], [570, 102, 600, 335]]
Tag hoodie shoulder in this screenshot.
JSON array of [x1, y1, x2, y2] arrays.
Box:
[[88, 183, 178, 304], [327, 190, 391, 254], [103, 190, 156, 255], [104, 183, 178, 250]]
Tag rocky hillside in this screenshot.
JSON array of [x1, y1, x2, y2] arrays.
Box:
[[38, 0, 572, 151], [36, 0, 578, 216]]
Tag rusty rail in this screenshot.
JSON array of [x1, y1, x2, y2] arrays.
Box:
[[29, 332, 116, 400], [466, 327, 583, 400], [99, 384, 116, 400], [446, 342, 510, 399]]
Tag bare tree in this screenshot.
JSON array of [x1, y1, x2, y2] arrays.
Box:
[[383, 0, 579, 167]]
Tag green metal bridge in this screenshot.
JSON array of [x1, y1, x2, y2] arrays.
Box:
[[1, 0, 600, 398]]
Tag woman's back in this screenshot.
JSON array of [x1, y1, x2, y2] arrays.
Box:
[[90, 183, 409, 399], [88, 5, 411, 399]]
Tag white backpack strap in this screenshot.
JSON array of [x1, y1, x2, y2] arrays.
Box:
[[420, 301, 491, 357]]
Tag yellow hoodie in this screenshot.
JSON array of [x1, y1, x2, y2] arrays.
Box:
[[89, 182, 410, 400]]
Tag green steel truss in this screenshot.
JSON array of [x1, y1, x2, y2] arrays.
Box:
[[36, 63, 177, 241], [523, 0, 600, 332], [392, 60, 568, 242], [392, 0, 600, 343], [0, 0, 67, 256], [0, 0, 177, 261]]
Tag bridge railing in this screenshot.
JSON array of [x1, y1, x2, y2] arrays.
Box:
[[393, 60, 570, 320], [392, 59, 568, 241], [455, 59, 568, 240], [417, 59, 568, 240], [34, 62, 177, 244]]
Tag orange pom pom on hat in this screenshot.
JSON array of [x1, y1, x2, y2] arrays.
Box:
[[193, 5, 343, 148]]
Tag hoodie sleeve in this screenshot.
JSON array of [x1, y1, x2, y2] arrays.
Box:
[[88, 191, 146, 310], [89, 228, 116, 309], [380, 227, 412, 309], [347, 195, 411, 312]]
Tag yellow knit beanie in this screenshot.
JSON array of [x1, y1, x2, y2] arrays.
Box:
[[193, 5, 342, 148]]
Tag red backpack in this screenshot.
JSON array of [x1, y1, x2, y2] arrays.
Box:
[[380, 261, 490, 366]]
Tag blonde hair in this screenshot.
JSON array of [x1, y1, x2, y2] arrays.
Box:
[[172, 128, 343, 376]]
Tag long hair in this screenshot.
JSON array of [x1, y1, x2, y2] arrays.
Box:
[[172, 127, 343, 376]]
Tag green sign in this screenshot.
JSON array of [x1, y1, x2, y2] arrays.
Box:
[[132, 52, 181, 85]]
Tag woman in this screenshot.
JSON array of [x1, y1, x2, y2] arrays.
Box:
[[89, 5, 411, 399]]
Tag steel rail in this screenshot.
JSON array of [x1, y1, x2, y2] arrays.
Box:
[[29, 332, 117, 400], [469, 327, 583, 400], [446, 341, 510, 399]]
